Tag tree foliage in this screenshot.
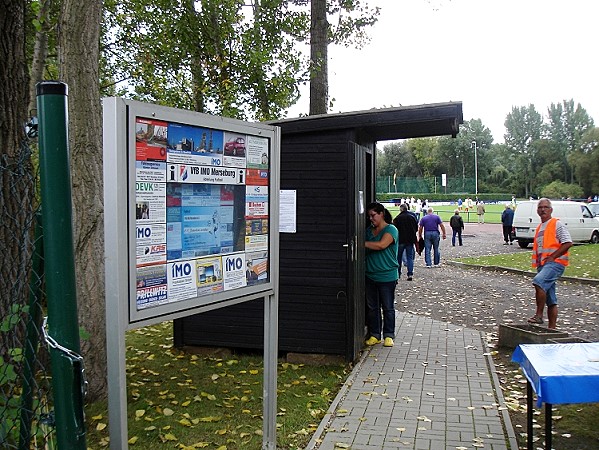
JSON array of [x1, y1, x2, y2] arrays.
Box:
[[546, 99, 595, 183], [102, 0, 306, 121]]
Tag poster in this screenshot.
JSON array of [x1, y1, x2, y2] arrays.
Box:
[[223, 132, 246, 168], [136, 224, 167, 266], [222, 252, 247, 290], [246, 135, 269, 169], [166, 123, 224, 166], [196, 256, 224, 296], [136, 264, 168, 309], [133, 115, 271, 311], [136, 182, 166, 223]]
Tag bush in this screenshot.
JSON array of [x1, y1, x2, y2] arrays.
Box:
[[541, 181, 584, 199]]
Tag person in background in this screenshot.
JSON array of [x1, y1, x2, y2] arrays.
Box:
[[393, 203, 418, 281], [414, 202, 422, 220], [476, 201, 486, 224], [418, 207, 446, 267], [449, 209, 464, 246], [527, 198, 572, 330], [501, 204, 515, 245], [364, 202, 398, 347]]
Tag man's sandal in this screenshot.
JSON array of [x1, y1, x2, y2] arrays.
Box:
[[527, 315, 543, 324]]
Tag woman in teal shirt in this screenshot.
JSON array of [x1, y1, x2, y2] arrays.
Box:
[[365, 202, 399, 347]]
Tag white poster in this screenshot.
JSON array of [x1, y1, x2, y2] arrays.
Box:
[[136, 224, 167, 266], [167, 260, 198, 303], [246, 135, 269, 168], [168, 164, 245, 185], [222, 252, 247, 290], [136, 182, 166, 223]]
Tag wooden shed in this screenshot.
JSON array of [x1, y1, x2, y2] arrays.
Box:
[[173, 102, 463, 362]]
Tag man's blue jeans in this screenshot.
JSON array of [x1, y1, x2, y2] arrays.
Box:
[[424, 231, 440, 266], [452, 228, 462, 246], [397, 243, 415, 277], [365, 277, 397, 339]]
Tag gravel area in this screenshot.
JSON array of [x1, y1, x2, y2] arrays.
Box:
[[395, 222, 599, 343]]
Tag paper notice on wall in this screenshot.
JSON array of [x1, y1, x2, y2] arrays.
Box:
[[279, 190, 296, 233]]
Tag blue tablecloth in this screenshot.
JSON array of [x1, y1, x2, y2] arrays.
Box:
[[512, 342, 599, 407]]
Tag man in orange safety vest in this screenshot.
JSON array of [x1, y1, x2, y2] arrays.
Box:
[[527, 198, 573, 330]]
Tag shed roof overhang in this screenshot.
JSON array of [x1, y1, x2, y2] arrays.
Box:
[[270, 101, 463, 140]]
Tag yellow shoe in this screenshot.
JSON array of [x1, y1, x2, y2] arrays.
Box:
[[365, 336, 381, 346], [383, 337, 394, 347]]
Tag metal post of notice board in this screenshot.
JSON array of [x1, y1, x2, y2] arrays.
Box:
[[263, 293, 279, 449]]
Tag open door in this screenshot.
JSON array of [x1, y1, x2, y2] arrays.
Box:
[[346, 142, 371, 360]]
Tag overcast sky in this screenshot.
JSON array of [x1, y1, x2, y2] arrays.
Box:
[[287, 0, 599, 144]]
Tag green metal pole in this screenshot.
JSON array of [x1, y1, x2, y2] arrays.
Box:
[[36, 81, 86, 449]]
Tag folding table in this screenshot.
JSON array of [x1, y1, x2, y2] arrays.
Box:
[[512, 342, 599, 449]]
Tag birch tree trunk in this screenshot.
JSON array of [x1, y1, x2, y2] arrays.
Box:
[[58, 0, 106, 401]]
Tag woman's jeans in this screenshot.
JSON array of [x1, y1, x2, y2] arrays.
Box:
[[397, 243, 415, 277], [424, 230, 440, 266], [365, 277, 397, 339]]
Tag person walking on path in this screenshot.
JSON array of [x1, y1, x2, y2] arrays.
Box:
[[501, 204, 515, 245], [393, 203, 418, 281], [476, 201, 486, 224], [365, 202, 398, 347], [418, 207, 446, 268], [527, 198, 573, 330], [449, 209, 464, 246]]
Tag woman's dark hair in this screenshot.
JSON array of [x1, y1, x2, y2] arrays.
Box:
[[366, 202, 392, 224]]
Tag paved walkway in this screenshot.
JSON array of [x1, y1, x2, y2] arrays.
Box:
[[307, 313, 519, 450]]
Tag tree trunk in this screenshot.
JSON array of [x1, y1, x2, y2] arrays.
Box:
[[309, 0, 328, 115], [0, 0, 35, 323], [27, 0, 52, 115], [58, 0, 106, 401]]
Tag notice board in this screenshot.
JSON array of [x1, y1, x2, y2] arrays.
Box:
[[103, 98, 280, 326]]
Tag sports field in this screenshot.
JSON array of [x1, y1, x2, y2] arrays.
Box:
[[386, 202, 511, 224]]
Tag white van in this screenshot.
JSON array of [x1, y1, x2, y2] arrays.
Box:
[[512, 200, 599, 248]]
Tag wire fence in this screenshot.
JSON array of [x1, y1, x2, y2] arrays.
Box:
[[1, 140, 55, 449], [377, 176, 476, 194]]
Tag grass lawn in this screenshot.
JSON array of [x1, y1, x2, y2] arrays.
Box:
[[456, 243, 599, 279], [85, 322, 348, 449]]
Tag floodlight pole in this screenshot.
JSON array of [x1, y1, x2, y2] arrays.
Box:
[[471, 140, 478, 195]]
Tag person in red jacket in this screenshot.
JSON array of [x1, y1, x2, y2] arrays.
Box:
[[527, 198, 573, 329]]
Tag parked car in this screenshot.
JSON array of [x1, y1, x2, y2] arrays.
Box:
[[512, 200, 599, 248]]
